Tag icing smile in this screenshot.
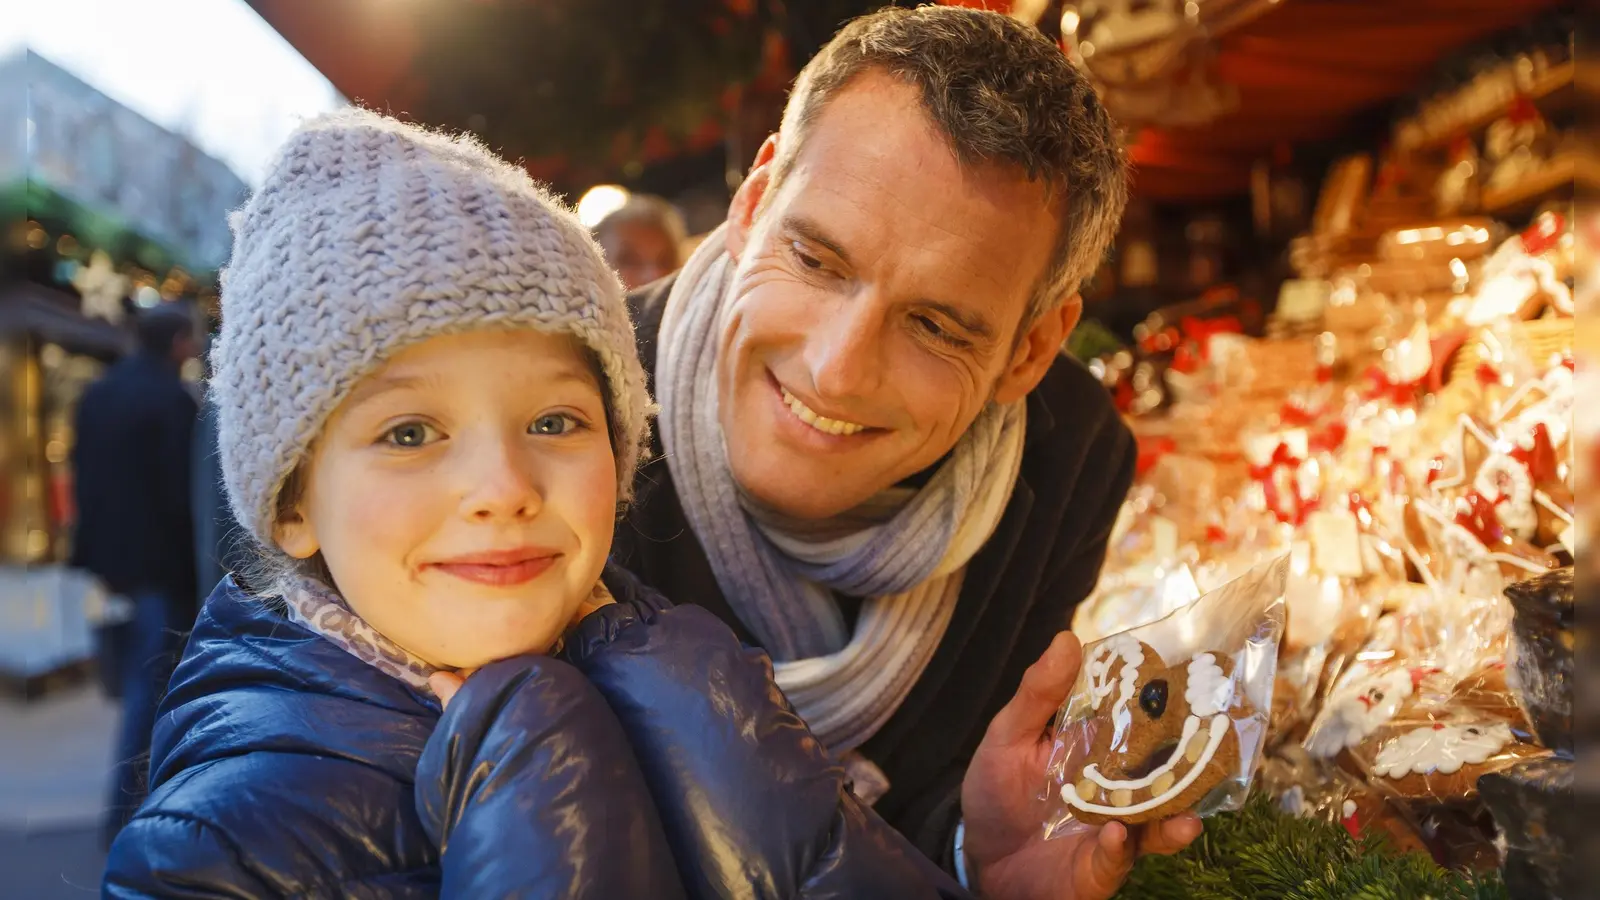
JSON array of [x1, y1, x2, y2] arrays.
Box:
[[1063, 714, 1230, 816]]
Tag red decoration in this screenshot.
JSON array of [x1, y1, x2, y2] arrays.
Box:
[[1340, 805, 1362, 841], [1521, 211, 1565, 256], [1136, 436, 1178, 477], [1248, 441, 1319, 526], [1475, 361, 1504, 388], [1509, 422, 1560, 484], [1309, 420, 1349, 455], [1507, 95, 1541, 126], [1360, 365, 1422, 406], [1455, 492, 1512, 549], [1280, 398, 1322, 428]]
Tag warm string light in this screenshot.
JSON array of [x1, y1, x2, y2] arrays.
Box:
[[577, 184, 630, 228]]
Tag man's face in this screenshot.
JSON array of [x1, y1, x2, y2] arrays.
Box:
[[600, 221, 680, 290], [718, 71, 1069, 520]]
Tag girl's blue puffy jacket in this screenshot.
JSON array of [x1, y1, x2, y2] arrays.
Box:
[[103, 566, 969, 899]]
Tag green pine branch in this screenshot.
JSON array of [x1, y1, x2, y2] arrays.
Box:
[[1115, 794, 1507, 900]]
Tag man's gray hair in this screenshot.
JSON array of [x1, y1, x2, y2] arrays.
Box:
[[770, 5, 1129, 325]]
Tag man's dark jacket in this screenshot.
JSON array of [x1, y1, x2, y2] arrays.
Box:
[[70, 352, 199, 617], [614, 274, 1137, 867]]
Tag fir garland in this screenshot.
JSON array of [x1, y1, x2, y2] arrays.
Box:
[[1116, 794, 1508, 900]]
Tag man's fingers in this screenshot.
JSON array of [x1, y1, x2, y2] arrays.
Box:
[[1137, 813, 1203, 857], [1080, 821, 1135, 899], [985, 631, 1082, 747], [429, 671, 466, 711]]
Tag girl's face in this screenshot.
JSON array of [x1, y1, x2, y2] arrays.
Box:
[[275, 330, 617, 669]]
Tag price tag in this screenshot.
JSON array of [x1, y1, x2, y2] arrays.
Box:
[[1309, 509, 1365, 577]]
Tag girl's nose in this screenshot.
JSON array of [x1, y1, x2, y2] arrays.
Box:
[[458, 437, 544, 522]]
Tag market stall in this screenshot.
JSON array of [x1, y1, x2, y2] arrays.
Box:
[[1, 50, 239, 688], [1062, 6, 1583, 896]]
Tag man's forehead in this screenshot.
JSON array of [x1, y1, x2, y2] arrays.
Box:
[[774, 79, 1060, 321]]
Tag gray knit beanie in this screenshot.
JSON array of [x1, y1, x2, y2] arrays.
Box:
[[212, 108, 652, 546]]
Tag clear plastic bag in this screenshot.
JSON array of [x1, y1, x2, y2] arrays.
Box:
[[1042, 556, 1288, 836]]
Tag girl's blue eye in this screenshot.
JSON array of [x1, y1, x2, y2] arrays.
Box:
[[531, 414, 574, 436], [385, 422, 435, 447]]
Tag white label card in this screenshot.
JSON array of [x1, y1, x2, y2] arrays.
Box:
[[1309, 509, 1365, 577], [1151, 515, 1179, 561]]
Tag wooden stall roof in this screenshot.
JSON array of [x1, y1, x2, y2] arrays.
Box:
[[245, 0, 1566, 202]]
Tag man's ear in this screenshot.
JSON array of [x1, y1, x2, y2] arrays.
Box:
[[273, 503, 321, 561], [993, 294, 1081, 405], [725, 133, 782, 260]]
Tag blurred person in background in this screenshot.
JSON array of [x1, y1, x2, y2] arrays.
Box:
[[594, 194, 688, 290], [191, 330, 249, 610], [70, 302, 201, 845]]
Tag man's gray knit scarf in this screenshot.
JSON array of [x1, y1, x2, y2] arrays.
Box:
[[658, 226, 1026, 789]]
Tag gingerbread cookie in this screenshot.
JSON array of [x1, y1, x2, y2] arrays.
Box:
[[1364, 717, 1547, 800], [1304, 661, 1442, 759], [1058, 636, 1245, 825]]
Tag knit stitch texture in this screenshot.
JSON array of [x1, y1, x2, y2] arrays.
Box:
[[212, 108, 652, 545]]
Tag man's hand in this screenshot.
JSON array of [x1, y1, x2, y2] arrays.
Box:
[[961, 632, 1203, 900]]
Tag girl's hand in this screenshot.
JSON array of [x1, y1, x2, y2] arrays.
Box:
[[429, 592, 614, 710], [429, 670, 471, 710]]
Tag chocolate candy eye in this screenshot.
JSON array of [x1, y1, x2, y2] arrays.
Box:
[[1139, 679, 1169, 719]]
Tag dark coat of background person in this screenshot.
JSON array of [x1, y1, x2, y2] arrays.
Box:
[[191, 398, 251, 604], [614, 275, 1138, 868], [71, 305, 202, 843], [70, 340, 200, 621], [104, 566, 968, 899]]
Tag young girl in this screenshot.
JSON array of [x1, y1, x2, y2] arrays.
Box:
[[103, 110, 965, 899]]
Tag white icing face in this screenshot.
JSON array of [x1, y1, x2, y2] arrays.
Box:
[[1305, 667, 1415, 758], [1467, 267, 1539, 326], [1086, 634, 1145, 715], [1372, 722, 1514, 778], [1388, 320, 1433, 384], [1474, 454, 1538, 540], [1185, 653, 1232, 717]]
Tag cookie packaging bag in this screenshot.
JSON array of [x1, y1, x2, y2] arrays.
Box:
[[1042, 556, 1288, 837]]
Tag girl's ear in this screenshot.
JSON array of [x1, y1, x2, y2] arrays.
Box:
[[273, 504, 320, 560]]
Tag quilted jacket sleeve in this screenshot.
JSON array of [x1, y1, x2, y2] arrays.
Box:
[[104, 808, 279, 899], [564, 569, 973, 900], [414, 654, 686, 899], [103, 753, 431, 899]]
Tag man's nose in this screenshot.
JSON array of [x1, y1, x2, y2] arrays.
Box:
[[805, 292, 885, 400], [457, 435, 544, 522]]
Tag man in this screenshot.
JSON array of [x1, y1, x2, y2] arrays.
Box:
[[614, 7, 1198, 899], [191, 332, 250, 609], [70, 303, 200, 843], [594, 194, 689, 290]]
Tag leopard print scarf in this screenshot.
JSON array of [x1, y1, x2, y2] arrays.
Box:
[[282, 576, 438, 694], [281, 576, 605, 696]]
